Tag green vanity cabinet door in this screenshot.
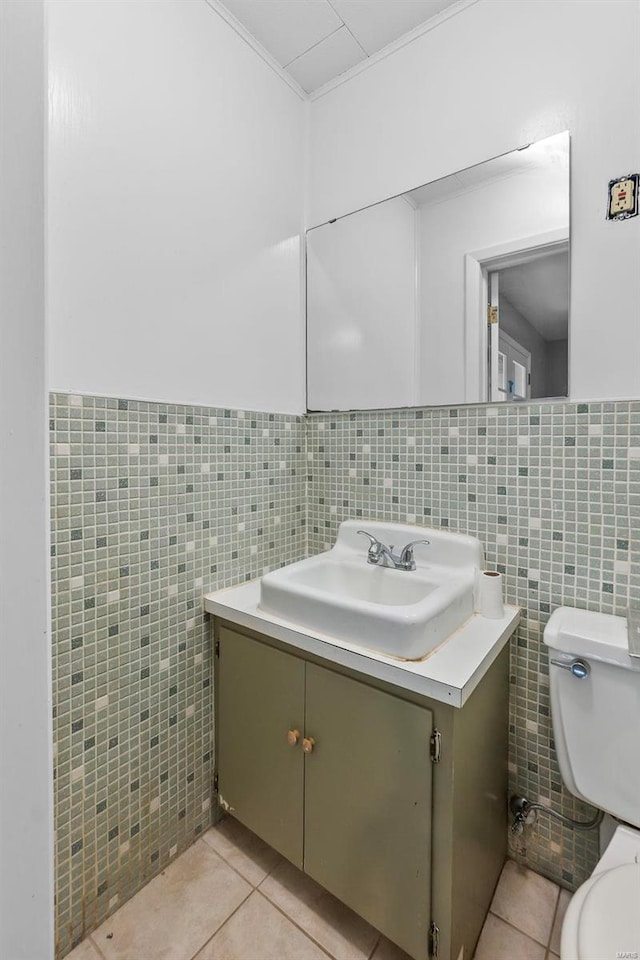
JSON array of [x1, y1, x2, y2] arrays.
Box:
[[216, 628, 305, 867], [303, 663, 433, 960]]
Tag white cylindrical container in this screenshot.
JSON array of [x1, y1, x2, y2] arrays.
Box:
[[475, 570, 504, 619]]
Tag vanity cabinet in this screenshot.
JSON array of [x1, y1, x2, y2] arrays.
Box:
[[214, 621, 508, 960], [216, 627, 306, 868], [304, 662, 432, 959]]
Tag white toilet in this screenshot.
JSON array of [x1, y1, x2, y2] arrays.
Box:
[[544, 607, 640, 960]]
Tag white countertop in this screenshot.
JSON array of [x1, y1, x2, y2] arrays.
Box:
[[203, 580, 520, 708]]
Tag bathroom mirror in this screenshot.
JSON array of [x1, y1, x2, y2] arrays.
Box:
[[306, 132, 570, 411]]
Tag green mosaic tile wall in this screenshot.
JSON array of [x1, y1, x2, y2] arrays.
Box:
[[306, 400, 640, 890], [50, 393, 306, 958], [52, 391, 639, 955]]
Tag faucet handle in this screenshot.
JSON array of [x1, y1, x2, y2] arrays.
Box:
[[399, 539, 430, 569], [356, 530, 378, 547], [357, 530, 383, 562]]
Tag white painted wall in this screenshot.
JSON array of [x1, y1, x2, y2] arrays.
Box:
[[308, 0, 640, 403], [547, 339, 569, 399], [307, 196, 417, 409], [48, 0, 306, 414], [418, 164, 568, 405], [499, 298, 549, 400], [0, 2, 54, 957]]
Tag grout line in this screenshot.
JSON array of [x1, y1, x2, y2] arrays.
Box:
[[488, 909, 555, 949], [200, 826, 274, 890], [253, 888, 336, 960], [367, 931, 382, 959], [76, 837, 204, 960], [87, 934, 108, 960], [546, 886, 562, 951], [189, 886, 255, 960], [88, 839, 254, 960]]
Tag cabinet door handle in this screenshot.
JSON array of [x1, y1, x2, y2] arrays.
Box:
[[286, 729, 300, 746], [302, 737, 316, 754]]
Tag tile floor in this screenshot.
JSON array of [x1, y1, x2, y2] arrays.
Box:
[[66, 818, 571, 960]]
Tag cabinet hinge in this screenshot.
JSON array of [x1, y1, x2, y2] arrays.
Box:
[[429, 921, 440, 958], [213, 772, 219, 793], [214, 639, 220, 657], [430, 729, 441, 763]]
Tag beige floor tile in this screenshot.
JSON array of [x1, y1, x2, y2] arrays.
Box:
[[474, 914, 546, 960], [370, 936, 412, 960], [64, 939, 103, 960], [91, 839, 251, 960], [202, 817, 282, 887], [260, 859, 379, 960], [194, 890, 330, 960], [490, 859, 559, 945], [549, 887, 572, 955]]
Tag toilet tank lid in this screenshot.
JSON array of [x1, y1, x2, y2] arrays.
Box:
[[544, 607, 637, 669]]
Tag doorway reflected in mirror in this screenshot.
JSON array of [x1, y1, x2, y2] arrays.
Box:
[[306, 131, 570, 411], [489, 245, 569, 402]]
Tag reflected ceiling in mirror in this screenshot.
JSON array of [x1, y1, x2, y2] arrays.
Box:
[[306, 132, 569, 412]]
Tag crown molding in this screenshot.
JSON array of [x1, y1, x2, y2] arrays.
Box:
[[203, 0, 308, 101], [310, 0, 479, 101], [205, 0, 480, 104]]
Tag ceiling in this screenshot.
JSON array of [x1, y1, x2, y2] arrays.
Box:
[[218, 0, 462, 94], [500, 250, 569, 342]]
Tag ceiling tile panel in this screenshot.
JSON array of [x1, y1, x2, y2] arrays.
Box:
[[221, 0, 341, 67], [286, 26, 366, 93], [329, 0, 460, 55]]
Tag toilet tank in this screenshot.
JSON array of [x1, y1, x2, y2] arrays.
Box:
[[544, 607, 640, 829]]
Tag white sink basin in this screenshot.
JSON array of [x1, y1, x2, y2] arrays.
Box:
[[259, 520, 484, 660]]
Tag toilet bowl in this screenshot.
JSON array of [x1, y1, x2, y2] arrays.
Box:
[[543, 608, 640, 960], [560, 825, 640, 960]]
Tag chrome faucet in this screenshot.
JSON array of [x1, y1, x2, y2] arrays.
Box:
[[357, 530, 430, 571]]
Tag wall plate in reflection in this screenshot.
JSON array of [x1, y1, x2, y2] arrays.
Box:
[[606, 173, 639, 220]]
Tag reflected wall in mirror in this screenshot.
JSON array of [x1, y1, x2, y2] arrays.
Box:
[[307, 132, 569, 411]]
